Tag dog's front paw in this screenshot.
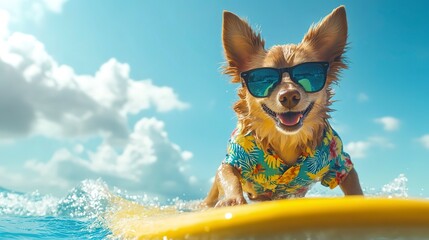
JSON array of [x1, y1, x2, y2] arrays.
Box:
[[214, 195, 247, 208]]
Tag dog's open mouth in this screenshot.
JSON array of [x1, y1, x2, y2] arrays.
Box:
[[262, 103, 314, 132]]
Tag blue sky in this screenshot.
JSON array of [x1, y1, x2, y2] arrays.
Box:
[[0, 0, 428, 199]]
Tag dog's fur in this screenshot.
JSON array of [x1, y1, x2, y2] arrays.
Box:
[[203, 6, 363, 208]]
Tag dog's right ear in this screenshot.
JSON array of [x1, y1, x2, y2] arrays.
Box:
[[222, 11, 265, 82]]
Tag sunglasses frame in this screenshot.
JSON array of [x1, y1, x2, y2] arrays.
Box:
[[240, 62, 330, 98]]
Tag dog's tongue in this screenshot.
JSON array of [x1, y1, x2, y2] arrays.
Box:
[[277, 112, 303, 126]]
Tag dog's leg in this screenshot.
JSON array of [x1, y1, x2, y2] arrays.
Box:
[[201, 178, 220, 207], [202, 164, 247, 208], [340, 168, 364, 195]]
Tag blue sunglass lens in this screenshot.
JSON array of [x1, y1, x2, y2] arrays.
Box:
[[246, 69, 279, 97], [292, 63, 327, 92]]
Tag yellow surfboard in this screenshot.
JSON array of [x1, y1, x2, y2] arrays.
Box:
[[107, 197, 429, 239]]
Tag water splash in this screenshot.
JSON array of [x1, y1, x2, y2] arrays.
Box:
[[0, 189, 59, 216], [358, 174, 409, 198], [56, 179, 112, 219], [304, 174, 409, 199], [381, 174, 408, 198], [111, 187, 163, 208], [110, 187, 202, 213], [0, 179, 113, 219]]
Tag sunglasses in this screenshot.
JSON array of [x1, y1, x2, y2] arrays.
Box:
[[240, 62, 329, 98]]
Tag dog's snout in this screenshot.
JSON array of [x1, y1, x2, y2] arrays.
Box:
[[278, 89, 301, 108]]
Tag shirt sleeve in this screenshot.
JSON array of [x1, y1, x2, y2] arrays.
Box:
[[321, 129, 354, 189], [222, 130, 254, 174], [222, 135, 246, 170], [222, 138, 240, 167]]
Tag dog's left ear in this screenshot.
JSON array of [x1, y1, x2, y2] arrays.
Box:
[[222, 11, 265, 82], [301, 6, 348, 62]]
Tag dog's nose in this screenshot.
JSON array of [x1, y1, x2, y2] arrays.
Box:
[[278, 89, 301, 108]]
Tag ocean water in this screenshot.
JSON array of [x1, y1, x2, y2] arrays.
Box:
[[0, 180, 112, 239], [0, 175, 419, 239], [0, 179, 198, 240]]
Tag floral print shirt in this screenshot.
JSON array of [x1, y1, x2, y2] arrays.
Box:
[[223, 125, 354, 199]]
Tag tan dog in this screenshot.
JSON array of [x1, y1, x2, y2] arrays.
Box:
[[203, 6, 363, 208]]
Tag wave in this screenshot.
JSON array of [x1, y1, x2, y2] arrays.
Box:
[[0, 174, 411, 218]]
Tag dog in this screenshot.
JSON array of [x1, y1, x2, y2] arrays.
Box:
[[203, 6, 363, 208]]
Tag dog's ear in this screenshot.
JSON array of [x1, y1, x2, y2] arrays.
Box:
[[301, 6, 348, 62], [222, 11, 265, 82]]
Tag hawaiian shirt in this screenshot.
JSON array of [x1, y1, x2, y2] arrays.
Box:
[[222, 125, 354, 199]]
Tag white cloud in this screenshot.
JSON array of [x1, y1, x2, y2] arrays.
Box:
[[0, 4, 201, 199], [5, 118, 202, 199], [181, 151, 193, 161], [375, 116, 400, 132], [419, 135, 429, 149], [73, 144, 84, 154], [0, 0, 68, 23], [345, 136, 394, 159], [0, 8, 199, 197], [42, 0, 68, 13], [0, 30, 188, 141], [357, 93, 369, 102], [345, 141, 370, 159]]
